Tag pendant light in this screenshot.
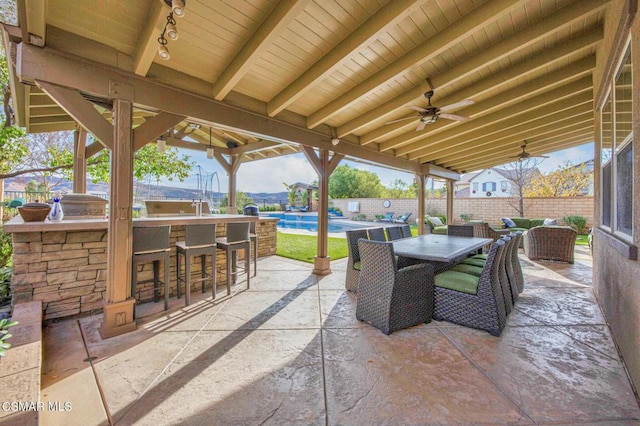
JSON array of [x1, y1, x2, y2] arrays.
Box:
[[207, 127, 214, 159]]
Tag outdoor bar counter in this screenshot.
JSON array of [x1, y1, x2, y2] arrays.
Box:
[[4, 214, 279, 320]]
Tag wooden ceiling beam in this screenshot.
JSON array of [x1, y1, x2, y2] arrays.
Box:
[[133, 0, 166, 76], [435, 116, 594, 166], [380, 57, 595, 153], [362, 28, 602, 146], [15, 43, 422, 173], [215, 0, 311, 101], [267, 0, 421, 116], [339, 2, 605, 139], [453, 132, 594, 172], [409, 91, 593, 162], [305, 0, 524, 129], [36, 81, 113, 150], [133, 112, 186, 151]]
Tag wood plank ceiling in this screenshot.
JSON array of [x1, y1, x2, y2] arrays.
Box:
[[9, 0, 607, 174]]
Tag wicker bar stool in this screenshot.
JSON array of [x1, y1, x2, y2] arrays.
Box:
[[176, 223, 217, 306], [216, 222, 251, 293], [132, 225, 171, 312], [249, 221, 258, 277]]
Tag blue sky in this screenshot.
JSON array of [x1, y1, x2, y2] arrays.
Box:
[[164, 142, 595, 194]]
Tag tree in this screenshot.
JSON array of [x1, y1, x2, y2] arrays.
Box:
[[524, 161, 592, 197], [500, 159, 543, 217], [329, 164, 384, 198], [383, 178, 417, 198]]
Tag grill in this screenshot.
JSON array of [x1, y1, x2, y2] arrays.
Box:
[[243, 203, 259, 216]]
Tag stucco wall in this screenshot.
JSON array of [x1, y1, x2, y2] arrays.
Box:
[[330, 197, 593, 227], [593, 0, 640, 391]]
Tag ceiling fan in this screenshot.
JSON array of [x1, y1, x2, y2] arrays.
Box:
[[512, 140, 550, 161], [386, 89, 473, 131]]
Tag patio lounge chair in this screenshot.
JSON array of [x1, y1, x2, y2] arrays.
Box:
[[376, 212, 395, 222], [433, 240, 507, 336], [392, 212, 412, 224], [356, 239, 434, 335], [523, 226, 577, 263]]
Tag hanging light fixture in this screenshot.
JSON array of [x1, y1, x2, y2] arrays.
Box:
[[164, 0, 186, 18], [165, 13, 178, 40], [207, 127, 214, 159], [157, 136, 167, 153], [157, 30, 170, 60]]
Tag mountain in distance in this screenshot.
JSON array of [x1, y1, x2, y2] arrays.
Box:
[[4, 175, 289, 205]]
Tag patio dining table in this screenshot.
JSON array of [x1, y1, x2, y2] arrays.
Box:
[[391, 234, 493, 263]]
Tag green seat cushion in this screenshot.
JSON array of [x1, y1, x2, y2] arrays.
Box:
[[508, 227, 528, 232], [451, 264, 483, 277], [435, 270, 479, 295], [432, 226, 447, 235], [462, 258, 486, 267], [471, 253, 488, 260], [353, 261, 361, 271]]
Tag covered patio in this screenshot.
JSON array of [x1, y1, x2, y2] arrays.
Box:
[[38, 247, 640, 424]]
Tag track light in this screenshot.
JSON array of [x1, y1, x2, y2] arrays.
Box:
[[207, 127, 214, 159], [166, 14, 178, 40], [171, 0, 186, 18]]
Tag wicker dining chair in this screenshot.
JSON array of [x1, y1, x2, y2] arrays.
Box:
[[367, 227, 386, 242], [345, 229, 369, 292], [400, 224, 412, 238], [497, 235, 514, 314], [509, 231, 525, 294], [447, 224, 475, 237], [385, 226, 404, 241], [433, 240, 507, 336], [356, 239, 435, 335]]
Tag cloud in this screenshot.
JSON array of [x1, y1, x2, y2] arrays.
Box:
[[236, 154, 318, 193]]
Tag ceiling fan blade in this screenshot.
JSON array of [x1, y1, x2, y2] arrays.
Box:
[[386, 116, 417, 125], [439, 99, 474, 112], [416, 121, 427, 131], [408, 105, 427, 112], [439, 113, 469, 122]]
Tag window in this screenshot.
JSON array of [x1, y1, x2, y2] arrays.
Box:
[[472, 182, 478, 193], [482, 182, 496, 192], [600, 42, 633, 238], [501, 181, 508, 192]]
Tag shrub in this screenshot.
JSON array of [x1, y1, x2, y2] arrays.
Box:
[[0, 318, 18, 358], [460, 213, 474, 223], [352, 213, 367, 221], [0, 227, 11, 268], [562, 215, 588, 234], [0, 267, 10, 300]]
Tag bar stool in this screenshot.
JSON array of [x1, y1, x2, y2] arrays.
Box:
[[249, 221, 258, 277], [132, 225, 171, 312], [216, 222, 251, 293], [176, 223, 217, 306]]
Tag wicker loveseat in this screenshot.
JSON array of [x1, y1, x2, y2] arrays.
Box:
[[523, 225, 578, 263], [501, 217, 546, 232]]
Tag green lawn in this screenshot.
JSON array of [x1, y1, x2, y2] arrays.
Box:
[[276, 232, 348, 263], [576, 234, 589, 246]]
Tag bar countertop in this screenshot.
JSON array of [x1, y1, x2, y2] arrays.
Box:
[[3, 214, 278, 233]]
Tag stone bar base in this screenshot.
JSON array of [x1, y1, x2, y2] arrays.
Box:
[[312, 256, 332, 276], [99, 299, 136, 339]]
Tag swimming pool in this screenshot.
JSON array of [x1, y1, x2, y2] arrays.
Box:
[[263, 212, 367, 233]]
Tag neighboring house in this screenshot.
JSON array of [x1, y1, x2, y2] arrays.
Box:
[[456, 167, 541, 198], [288, 182, 318, 211]]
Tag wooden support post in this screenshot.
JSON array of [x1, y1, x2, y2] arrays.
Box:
[[73, 127, 87, 193], [100, 98, 136, 338], [301, 146, 343, 275], [416, 173, 426, 235], [215, 153, 242, 213], [446, 180, 454, 227]]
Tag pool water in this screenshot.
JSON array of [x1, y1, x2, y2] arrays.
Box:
[[263, 212, 366, 233]]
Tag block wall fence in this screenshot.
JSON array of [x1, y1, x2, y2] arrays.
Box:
[[330, 197, 594, 228]]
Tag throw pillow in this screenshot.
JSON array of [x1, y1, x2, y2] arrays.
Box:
[[502, 217, 517, 228], [429, 216, 444, 226], [543, 218, 558, 226]]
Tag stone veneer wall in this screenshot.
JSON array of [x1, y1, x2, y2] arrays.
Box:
[[10, 220, 277, 320], [331, 197, 594, 227]]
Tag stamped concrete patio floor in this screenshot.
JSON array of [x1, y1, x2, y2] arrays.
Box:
[[41, 247, 640, 425]]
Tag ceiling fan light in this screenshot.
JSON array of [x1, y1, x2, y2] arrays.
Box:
[[207, 147, 214, 159], [331, 138, 340, 146], [166, 22, 178, 40], [157, 44, 170, 60], [172, 0, 186, 17]]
